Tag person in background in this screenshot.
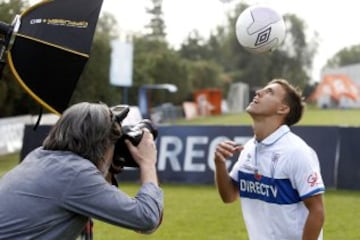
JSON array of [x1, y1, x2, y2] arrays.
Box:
[[214, 79, 325, 240], [0, 102, 163, 239]]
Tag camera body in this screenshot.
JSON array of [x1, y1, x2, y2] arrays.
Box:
[[110, 105, 158, 168]]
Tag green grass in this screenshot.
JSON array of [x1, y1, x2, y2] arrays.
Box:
[[1, 108, 360, 238], [0, 152, 19, 176], [93, 186, 360, 240], [92, 183, 247, 240], [1, 153, 360, 239], [174, 108, 360, 126]]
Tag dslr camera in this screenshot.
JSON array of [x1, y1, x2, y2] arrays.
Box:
[[110, 105, 158, 168]]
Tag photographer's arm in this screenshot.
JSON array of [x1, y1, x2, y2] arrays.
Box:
[[62, 167, 163, 234], [61, 133, 163, 234], [124, 130, 163, 233]]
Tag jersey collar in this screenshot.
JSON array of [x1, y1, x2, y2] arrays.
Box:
[[255, 125, 290, 146]]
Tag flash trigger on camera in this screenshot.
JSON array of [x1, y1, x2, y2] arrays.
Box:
[[110, 105, 130, 123]]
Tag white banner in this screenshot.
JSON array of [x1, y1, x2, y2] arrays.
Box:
[[109, 40, 134, 87], [0, 114, 59, 155]]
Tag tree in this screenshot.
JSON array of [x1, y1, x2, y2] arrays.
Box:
[[131, 36, 189, 106], [187, 60, 223, 90], [0, 0, 34, 117], [179, 28, 228, 98], [279, 13, 318, 87], [127, 0, 191, 107], [325, 44, 360, 68], [145, 0, 166, 41], [179, 30, 211, 61]]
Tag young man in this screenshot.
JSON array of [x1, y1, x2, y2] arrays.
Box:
[[214, 79, 325, 240], [0, 102, 163, 239]]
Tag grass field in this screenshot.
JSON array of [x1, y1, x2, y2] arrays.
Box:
[[173, 107, 360, 126], [1, 151, 360, 239], [1, 108, 360, 239], [92, 185, 360, 240]]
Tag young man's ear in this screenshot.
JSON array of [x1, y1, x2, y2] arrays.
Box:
[[277, 104, 290, 115]]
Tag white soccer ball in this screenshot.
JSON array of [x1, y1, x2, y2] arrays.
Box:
[[235, 5, 286, 54]]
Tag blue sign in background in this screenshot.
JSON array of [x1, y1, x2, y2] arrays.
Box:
[[292, 126, 339, 188], [21, 125, 357, 189]]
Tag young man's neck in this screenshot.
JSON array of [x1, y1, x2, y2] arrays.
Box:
[[251, 116, 283, 141]]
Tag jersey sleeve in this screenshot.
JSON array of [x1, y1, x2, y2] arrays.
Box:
[[289, 147, 325, 199]]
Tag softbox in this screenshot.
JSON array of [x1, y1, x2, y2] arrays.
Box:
[[4, 0, 104, 115]]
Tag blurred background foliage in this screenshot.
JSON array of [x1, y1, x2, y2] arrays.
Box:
[[0, 0, 355, 117]]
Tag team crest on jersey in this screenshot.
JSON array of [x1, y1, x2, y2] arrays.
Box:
[[271, 153, 280, 162], [307, 172, 320, 187], [270, 153, 280, 178]]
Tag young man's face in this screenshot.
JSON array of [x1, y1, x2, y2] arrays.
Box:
[[246, 82, 289, 117]]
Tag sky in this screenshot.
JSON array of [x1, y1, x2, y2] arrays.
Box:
[[101, 0, 360, 82]]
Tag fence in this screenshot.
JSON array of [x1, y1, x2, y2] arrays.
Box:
[[19, 125, 360, 190]]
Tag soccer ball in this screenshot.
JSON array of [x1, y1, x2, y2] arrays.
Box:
[[235, 5, 286, 54]]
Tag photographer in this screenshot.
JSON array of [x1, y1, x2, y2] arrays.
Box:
[[0, 102, 163, 239]]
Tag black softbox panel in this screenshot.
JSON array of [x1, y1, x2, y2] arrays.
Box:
[[7, 0, 104, 114]]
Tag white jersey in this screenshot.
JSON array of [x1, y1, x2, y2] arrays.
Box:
[[230, 125, 325, 240]]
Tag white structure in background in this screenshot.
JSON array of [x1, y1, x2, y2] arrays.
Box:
[[0, 114, 59, 155], [109, 39, 134, 87], [322, 63, 360, 86], [315, 63, 360, 108], [109, 38, 134, 104], [226, 82, 250, 113], [196, 94, 214, 116]]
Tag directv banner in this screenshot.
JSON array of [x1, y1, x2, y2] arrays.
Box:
[[119, 126, 338, 187], [153, 126, 253, 184], [336, 127, 360, 190], [22, 125, 338, 187]]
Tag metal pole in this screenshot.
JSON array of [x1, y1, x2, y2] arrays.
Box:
[[122, 87, 128, 104]]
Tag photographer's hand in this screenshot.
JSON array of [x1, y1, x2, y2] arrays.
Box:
[[125, 129, 159, 185]]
